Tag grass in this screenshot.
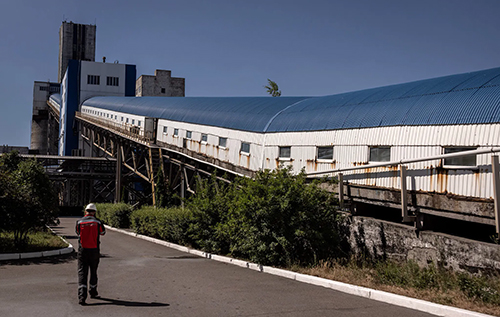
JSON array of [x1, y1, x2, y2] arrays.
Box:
[[292, 258, 500, 316], [0, 229, 68, 253]]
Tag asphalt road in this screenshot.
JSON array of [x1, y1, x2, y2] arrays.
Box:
[[0, 217, 436, 317]]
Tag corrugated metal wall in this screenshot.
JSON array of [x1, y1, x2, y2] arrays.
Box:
[[82, 105, 500, 200]]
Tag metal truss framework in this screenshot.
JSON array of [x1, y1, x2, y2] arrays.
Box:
[[20, 155, 117, 207], [76, 113, 238, 208]]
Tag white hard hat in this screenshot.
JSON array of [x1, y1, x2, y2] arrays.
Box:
[[85, 203, 97, 212]]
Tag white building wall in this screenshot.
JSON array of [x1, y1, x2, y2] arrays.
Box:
[[80, 104, 500, 200], [156, 119, 264, 171], [262, 124, 500, 199], [79, 61, 127, 103]]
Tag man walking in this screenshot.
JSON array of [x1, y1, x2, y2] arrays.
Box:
[[75, 203, 106, 305]]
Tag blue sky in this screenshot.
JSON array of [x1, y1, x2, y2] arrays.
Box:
[[1, 0, 500, 147]]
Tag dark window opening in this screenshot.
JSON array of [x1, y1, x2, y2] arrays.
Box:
[[317, 146, 333, 160], [369, 146, 390, 162], [443, 147, 477, 167]]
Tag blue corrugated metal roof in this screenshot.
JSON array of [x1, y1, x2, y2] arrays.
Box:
[[49, 93, 62, 106], [82, 67, 500, 132], [82, 97, 309, 132], [267, 67, 500, 131]]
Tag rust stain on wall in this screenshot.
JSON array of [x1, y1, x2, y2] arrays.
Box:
[[306, 159, 318, 171], [436, 167, 449, 193]]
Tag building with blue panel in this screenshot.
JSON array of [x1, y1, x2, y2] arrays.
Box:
[[58, 60, 136, 155]]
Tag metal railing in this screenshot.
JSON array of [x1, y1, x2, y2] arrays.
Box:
[[306, 147, 500, 236], [76, 112, 156, 144]]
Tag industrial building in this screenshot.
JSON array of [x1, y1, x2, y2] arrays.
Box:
[[30, 21, 184, 155], [26, 21, 500, 243]]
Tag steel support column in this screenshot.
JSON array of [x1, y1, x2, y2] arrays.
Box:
[[491, 155, 500, 237], [115, 143, 122, 203], [338, 173, 344, 209], [400, 165, 414, 222]]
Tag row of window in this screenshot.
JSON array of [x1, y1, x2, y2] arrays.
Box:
[[39, 86, 60, 92], [278, 145, 477, 167], [82, 112, 477, 167], [87, 75, 119, 86], [162, 126, 250, 153], [82, 109, 142, 126]]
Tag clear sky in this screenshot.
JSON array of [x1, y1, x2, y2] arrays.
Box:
[[1, 0, 500, 147]]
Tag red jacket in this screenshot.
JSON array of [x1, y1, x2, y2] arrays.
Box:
[[76, 215, 106, 249]]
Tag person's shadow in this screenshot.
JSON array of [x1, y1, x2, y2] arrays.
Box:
[[87, 297, 169, 307]]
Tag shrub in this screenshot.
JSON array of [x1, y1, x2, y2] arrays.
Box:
[[186, 167, 342, 266], [96, 203, 132, 228], [131, 206, 193, 245]]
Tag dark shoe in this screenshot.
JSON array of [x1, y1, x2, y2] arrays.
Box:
[[90, 294, 100, 299], [79, 299, 86, 305]]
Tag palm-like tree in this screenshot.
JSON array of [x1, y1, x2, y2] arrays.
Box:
[[264, 79, 281, 97]]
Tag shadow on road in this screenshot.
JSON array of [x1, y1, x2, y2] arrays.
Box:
[[88, 297, 170, 307]]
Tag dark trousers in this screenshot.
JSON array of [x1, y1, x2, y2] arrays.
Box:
[[77, 248, 100, 300]]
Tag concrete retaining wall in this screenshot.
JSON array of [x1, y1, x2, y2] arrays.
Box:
[[345, 216, 500, 274]]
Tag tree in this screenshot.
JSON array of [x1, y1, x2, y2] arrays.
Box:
[[186, 166, 342, 266], [0, 151, 59, 249], [264, 79, 281, 97]]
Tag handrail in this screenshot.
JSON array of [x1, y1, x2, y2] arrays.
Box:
[[305, 147, 500, 236], [76, 112, 155, 144], [306, 147, 500, 176]]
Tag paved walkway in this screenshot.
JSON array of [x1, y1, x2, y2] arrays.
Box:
[[0, 217, 436, 317]]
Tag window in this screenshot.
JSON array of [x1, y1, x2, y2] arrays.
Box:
[[279, 146, 291, 159], [219, 137, 227, 148], [121, 117, 124, 122], [115, 115, 117, 120], [138, 121, 141, 127], [241, 142, 250, 154], [161, 88, 166, 94], [369, 146, 391, 162], [163, 126, 168, 134], [132, 119, 135, 125], [87, 75, 100, 85], [186, 131, 192, 139], [174, 128, 179, 136], [106, 76, 119, 86], [443, 147, 477, 167], [317, 146, 333, 160], [201, 133, 208, 143], [126, 118, 129, 123], [39, 85, 59, 92]]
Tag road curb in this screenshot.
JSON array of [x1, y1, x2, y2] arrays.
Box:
[[105, 225, 494, 317], [0, 227, 74, 261]]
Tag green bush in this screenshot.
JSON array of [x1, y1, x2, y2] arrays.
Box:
[[96, 203, 132, 228], [131, 206, 193, 245], [186, 167, 342, 266]]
